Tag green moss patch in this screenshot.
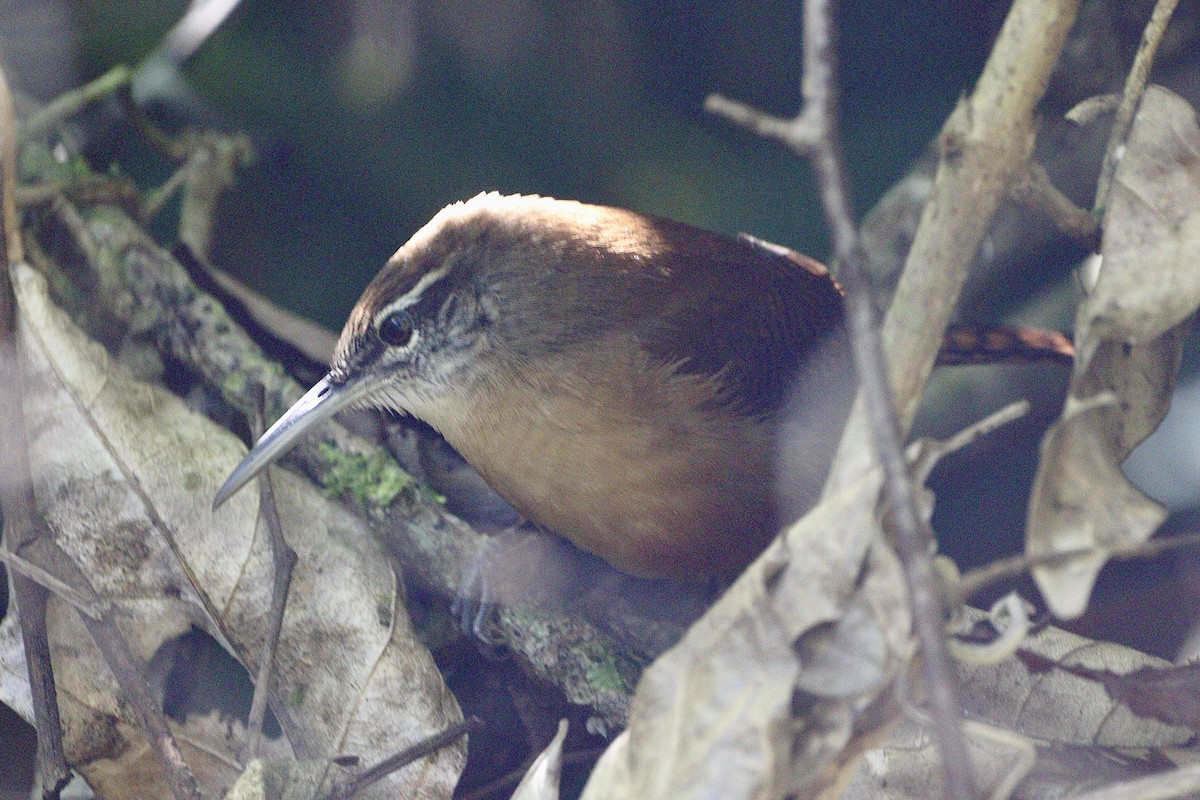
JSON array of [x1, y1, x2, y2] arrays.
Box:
[[318, 442, 413, 513]]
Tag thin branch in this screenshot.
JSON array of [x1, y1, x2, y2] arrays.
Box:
[[840, 0, 1077, 782], [909, 400, 1031, 486], [1093, 0, 1183, 214], [15, 178, 140, 212], [77, 614, 202, 800], [319, 717, 482, 800], [245, 383, 299, 758], [19, 65, 133, 141], [711, 0, 979, 796], [0, 545, 108, 621], [956, 530, 1200, 604], [793, 4, 975, 797], [0, 67, 72, 800], [141, 159, 195, 221], [117, 109, 255, 260], [8, 579, 72, 800]]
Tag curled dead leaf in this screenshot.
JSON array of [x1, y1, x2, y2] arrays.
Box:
[[1027, 86, 1199, 619]]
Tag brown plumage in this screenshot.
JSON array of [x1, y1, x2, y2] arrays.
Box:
[[330, 193, 853, 579]]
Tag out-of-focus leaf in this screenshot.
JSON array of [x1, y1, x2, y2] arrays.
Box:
[[11, 262, 464, 799], [510, 719, 568, 800], [1027, 86, 1200, 618], [580, 469, 913, 800]]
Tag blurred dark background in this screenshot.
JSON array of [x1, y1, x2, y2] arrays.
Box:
[[1, 0, 993, 330]]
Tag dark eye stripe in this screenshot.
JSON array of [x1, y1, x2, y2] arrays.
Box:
[[409, 276, 456, 319]]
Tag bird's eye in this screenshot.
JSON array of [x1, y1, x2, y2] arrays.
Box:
[[378, 311, 416, 347]]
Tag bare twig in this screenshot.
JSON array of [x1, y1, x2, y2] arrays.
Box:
[[909, 400, 1031, 486], [245, 383, 299, 758], [956, 530, 1200, 604], [117, 101, 255, 259], [710, 1, 983, 796], [319, 716, 482, 800], [5, 580, 71, 799], [0, 545, 108, 621], [176, 134, 253, 259], [15, 178, 141, 212], [0, 67, 72, 800], [19, 65, 133, 141], [141, 160, 195, 221], [1093, 0, 1183, 214], [844, 0, 1078, 785], [792, 3, 975, 796], [139, 131, 253, 258]]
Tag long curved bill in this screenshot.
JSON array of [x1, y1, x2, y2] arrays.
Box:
[[213, 374, 372, 509]]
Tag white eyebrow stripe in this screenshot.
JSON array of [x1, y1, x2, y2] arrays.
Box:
[[372, 265, 450, 327]]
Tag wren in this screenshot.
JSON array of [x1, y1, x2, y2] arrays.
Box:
[[217, 194, 931, 579]]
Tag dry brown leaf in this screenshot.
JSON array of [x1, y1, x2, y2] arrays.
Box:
[[1028, 659, 1200, 737], [222, 759, 331, 800], [220, 758, 331, 800], [843, 719, 1035, 800], [954, 608, 1192, 748], [1027, 86, 1200, 619], [8, 262, 463, 799], [580, 469, 913, 800], [846, 722, 1179, 800], [1087, 87, 1200, 345], [843, 607, 1195, 800], [64, 702, 293, 800]]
